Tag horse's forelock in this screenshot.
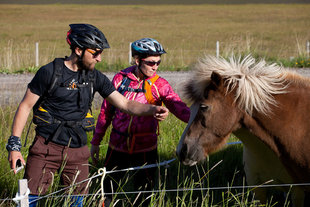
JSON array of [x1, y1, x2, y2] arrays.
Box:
[[183, 78, 209, 103], [185, 54, 288, 115]]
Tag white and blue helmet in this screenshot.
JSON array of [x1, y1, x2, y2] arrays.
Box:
[[131, 38, 166, 57]]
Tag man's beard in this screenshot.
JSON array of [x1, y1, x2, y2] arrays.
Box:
[[77, 58, 93, 71]]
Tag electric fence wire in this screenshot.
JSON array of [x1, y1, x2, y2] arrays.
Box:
[[3, 181, 310, 202], [21, 158, 176, 205]]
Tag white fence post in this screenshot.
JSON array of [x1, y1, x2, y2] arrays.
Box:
[[216, 41, 219, 58], [307, 40, 310, 57], [35, 42, 39, 67], [129, 42, 132, 65], [18, 179, 29, 207]]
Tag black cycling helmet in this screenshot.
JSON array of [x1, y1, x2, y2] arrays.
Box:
[[66, 23, 110, 50], [131, 38, 166, 57]]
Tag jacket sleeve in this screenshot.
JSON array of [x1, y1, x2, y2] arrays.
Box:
[[158, 78, 190, 123], [91, 99, 114, 145], [91, 73, 122, 145]]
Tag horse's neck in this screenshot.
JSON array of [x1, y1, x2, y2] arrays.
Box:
[[234, 128, 293, 184], [234, 127, 284, 170], [257, 81, 310, 141], [239, 79, 310, 179], [242, 78, 310, 148], [240, 112, 281, 156]]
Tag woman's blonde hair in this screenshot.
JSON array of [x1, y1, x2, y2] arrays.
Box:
[[131, 55, 140, 65]]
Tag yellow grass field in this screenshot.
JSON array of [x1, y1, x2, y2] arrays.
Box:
[[0, 4, 309, 71]]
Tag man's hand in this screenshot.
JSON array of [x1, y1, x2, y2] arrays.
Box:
[[91, 145, 100, 165], [153, 106, 169, 121], [8, 151, 25, 174]]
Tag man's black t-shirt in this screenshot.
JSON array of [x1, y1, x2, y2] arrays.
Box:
[[28, 59, 115, 148]]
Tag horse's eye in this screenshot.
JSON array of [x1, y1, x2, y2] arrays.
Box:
[[200, 104, 209, 112]]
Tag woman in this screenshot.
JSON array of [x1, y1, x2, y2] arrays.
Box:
[[91, 38, 190, 206]]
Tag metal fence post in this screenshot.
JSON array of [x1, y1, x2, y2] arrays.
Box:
[[18, 179, 29, 207], [216, 41, 219, 58], [306, 40, 310, 57], [129, 42, 132, 64], [35, 42, 39, 67]]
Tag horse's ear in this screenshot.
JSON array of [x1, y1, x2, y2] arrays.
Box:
[[211, 71, 223, 87]]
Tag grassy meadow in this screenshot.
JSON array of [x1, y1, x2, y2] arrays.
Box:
[[0, 4, 309, 72]]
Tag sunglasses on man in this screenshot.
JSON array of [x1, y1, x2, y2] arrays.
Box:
[[87, 49, 103, 57], [142, 60, 161, 67]]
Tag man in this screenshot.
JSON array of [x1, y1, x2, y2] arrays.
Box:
[[6, 24, 168, 207]]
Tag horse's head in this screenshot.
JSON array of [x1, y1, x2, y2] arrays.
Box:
[[176, 55, 286, 166], [176, 72, 242, 166]]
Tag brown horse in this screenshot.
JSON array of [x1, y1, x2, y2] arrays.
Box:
[[176, 55, 310, 206]]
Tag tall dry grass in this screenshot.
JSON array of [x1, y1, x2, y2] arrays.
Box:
[[0, 4, 309, 72]]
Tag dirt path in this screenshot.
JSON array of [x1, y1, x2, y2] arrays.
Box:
[[1, 69, 309, 108], [0, 71, 190, 108]]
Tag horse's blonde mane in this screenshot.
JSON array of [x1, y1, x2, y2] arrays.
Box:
[[184, 55, 288, 115]]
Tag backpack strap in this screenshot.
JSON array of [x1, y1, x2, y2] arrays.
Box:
[[109, 76, 132, 116], [144, 74, 160, 105], [117, 74, 160, 104], [118, 77, 131, 95], [87, 70, 95, 114], [48, 58, 63, 95], [25, 58, 64, 147], [33, 58, 64, 110]]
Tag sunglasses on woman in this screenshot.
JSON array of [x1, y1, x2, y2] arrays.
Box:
[[142, 60, 161, 67], [86, 49, 103, 57]]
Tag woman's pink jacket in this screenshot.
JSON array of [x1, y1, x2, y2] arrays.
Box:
[[91, 66, 190, 153]]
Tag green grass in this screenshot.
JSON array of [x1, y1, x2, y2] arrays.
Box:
[[0, 105, 30, 203]]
